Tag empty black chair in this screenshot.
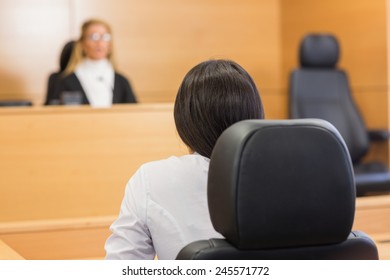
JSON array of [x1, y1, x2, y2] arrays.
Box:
[[44, 40, 75, 105], [289, 33, 390, 197], [176, 119, 378, 260]]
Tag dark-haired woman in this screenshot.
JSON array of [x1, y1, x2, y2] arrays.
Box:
[[105, 59, 264, 259]]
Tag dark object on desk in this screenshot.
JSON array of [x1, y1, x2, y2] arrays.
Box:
[[60, 91, 83, 105], [176, 119, 378, 260], [289, 33, 390, 197], [45, 40, 75, 105], [0, 100, 33, 107]]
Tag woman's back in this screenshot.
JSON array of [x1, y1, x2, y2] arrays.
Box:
[[105, 154, 222, 260]]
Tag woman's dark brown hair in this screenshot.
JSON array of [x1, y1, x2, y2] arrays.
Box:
[[174, 59, 264, 158]]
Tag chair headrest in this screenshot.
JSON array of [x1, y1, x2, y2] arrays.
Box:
[[300, 34, 339, 68], [59, 40, 75, 72], [208, 119, 356, 249]]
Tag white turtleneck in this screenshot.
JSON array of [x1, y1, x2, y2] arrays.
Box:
[[75, 58, 115, 108]]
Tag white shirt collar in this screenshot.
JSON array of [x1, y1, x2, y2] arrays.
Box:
[[75, 59, 114, 108]]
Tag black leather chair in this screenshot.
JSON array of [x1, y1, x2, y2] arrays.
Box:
[[44, 40, 75, 105], [289, 33, 390, 197], [176, 119, 378, 260]]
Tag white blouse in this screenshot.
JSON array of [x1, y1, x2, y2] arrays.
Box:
[[104, 153, 222, 260], [75, 59, 114, 108]]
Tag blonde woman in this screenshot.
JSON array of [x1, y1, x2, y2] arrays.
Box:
[[50, 19, 137, 107]]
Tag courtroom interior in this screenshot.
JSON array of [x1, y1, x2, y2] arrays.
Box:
[[1, 0, 390, 260]]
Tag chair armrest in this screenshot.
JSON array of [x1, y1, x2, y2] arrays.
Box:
[[368, 129, 390, 142]]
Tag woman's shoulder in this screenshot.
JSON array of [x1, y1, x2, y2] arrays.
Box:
[[59, 73, 83, 89], [61, 72, 78, 81], [114, 71, 129, 81], [140, 154, 209, 173], [133, 154, 209, 194]]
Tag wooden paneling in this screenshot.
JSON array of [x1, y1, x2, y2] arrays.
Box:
[[0, 195, 389, 260], [0, 104, 186, 221], [354, 195, 390, 236], [354, 195, 390, 260], [281, 0, 388, 92], [368, 233, 390, 260]]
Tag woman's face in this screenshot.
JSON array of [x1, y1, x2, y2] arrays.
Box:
[[82, 23, 112, 60]]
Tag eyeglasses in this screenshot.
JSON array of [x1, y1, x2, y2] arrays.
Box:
[[86, 33, 112, 42]]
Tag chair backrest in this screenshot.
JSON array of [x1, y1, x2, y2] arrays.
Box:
[[289, 33, 369, 163], [176, 119, 378, 260], [45, 40, 75, 105], [59, 40, 75, 72]]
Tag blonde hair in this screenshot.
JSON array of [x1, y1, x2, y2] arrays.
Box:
[[64, 18, 117, 76]]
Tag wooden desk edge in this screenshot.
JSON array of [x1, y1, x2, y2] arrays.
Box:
[[0, 215, 117, 234], [0, 103, 174, 116]]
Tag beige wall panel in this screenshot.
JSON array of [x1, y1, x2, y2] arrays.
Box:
[[0, 0, 71, 105]]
